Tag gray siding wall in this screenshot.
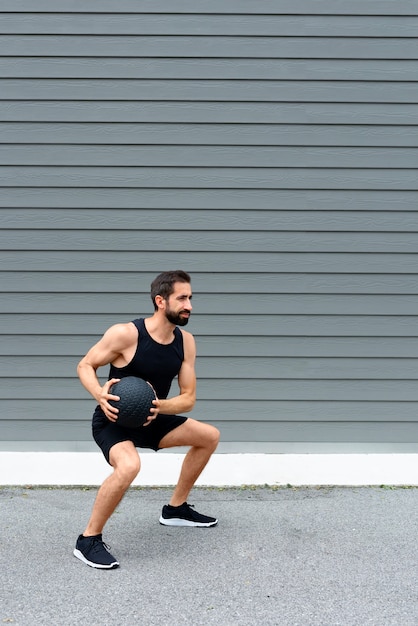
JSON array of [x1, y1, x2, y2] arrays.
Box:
[[1, 1, 418, 452]]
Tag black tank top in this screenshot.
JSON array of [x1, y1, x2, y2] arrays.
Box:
[[108, 318, 184, 399]]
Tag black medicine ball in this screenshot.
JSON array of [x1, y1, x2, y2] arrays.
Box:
[[109, 376, 156, 428]]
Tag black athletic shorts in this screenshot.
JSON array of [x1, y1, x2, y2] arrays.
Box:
[[92, 407, 188, 465]]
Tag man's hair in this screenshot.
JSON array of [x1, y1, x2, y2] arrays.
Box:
[[150, 270, 191, 311]]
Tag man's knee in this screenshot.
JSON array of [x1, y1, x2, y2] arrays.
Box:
[[189, 421, 220, 450], [110, 443, 141, 484], [205, 424, 220, 450], [115, 456, 140, 485]]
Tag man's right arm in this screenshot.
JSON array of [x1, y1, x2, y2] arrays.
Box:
[[77, 323, 133, 421]]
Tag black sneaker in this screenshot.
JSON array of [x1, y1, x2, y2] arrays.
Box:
[[159, 502, 218, 527], [73, 534, 119, 569]]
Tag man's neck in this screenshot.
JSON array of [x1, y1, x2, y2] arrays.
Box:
[[144, 313, 176, 345]]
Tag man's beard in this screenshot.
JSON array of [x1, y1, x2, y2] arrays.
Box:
[[165, 309, 190, 326]]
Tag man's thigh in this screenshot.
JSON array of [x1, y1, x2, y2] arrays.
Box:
[[158, 418, 219, 449]]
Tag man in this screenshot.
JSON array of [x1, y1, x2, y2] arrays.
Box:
[[73, 270, 220, 569]]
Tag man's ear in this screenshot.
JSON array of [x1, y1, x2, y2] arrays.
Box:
[[155, 294, 165, 309]]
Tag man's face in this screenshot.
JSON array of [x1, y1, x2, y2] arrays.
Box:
[[164, 282, 193, 326]]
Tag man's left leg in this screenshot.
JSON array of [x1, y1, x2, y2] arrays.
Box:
[[158, 418, 220, 526]]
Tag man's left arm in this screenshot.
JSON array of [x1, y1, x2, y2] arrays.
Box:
[[151, 331, 197, 416]]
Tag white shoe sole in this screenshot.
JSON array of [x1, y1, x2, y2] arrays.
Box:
[[159, 516, 217, 527], [73, 548, 119, 569]]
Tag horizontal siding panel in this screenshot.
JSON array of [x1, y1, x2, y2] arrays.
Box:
[[0, 36, 416, 59], [7, 79, 418, 104], [1, 16, 418, 36], [2, 419, 417, 444], [2, 124, 418, 147], [1, 167, 417, 190], [4, 356, 417, 380], [3, 1, 418, 16], [1, 102, 418, 124], [4, 293, 418, 315], [3, 399, 418, 423], [4, 230, 418, 253], [2, 189, 418, 210], [3, 272, 418, 295], [4, 209, 418, 232], [198, 336, 418, 357], [2, 377, 417, 402], [3, 146, 418, 168], [0, 420, 91, 442], [2, 59, 418, 81], [217, 421, 418, 443], [5, 335, 418, 359], [2, 314, 418, 337], [199, 357, 418, 380], [2, 252, 418, 273], [195, 400, 418, 422]]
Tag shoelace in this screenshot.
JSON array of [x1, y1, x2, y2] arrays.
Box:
[[182, 503, 198, 515], [90, 537, 112, 554]]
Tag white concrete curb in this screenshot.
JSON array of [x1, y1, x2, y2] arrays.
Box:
[[1, 452, 418, 486]]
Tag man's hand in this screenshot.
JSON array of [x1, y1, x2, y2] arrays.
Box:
[[143, 397, 160, 427], [98, 378, 121, 422]]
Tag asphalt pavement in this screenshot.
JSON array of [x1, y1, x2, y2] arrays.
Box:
[[1, 485, 417, 625]]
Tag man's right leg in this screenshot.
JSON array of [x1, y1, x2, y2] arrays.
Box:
[[74, 440, 140, 568], [83, 440, 140, 536]]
